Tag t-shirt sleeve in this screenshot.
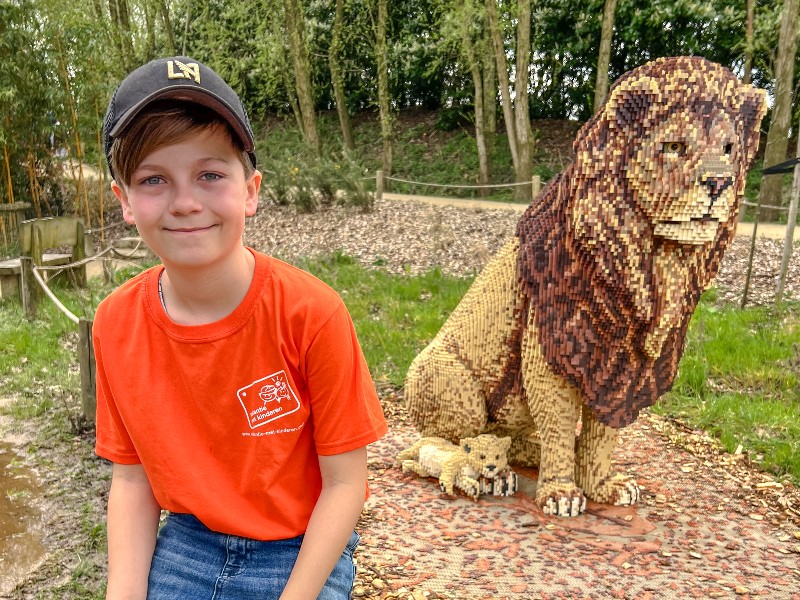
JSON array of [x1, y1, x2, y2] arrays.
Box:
[[93, 312, 141, 465], [304, 304, 388, 456]]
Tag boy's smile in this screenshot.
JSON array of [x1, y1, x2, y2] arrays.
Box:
[[112, 127, 260, 273]]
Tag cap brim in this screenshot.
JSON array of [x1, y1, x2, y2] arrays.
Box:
[[108, 86, 254, 152]]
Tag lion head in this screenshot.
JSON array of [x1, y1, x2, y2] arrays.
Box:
[[573, 56, 765, 250], [460, 434, 512, 479], [517, 57, 767, 428]]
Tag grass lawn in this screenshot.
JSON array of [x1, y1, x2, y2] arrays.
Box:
[[2, 256, 798, 486]]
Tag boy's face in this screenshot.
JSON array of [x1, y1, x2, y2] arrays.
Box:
[[112, 127, 260, 271]]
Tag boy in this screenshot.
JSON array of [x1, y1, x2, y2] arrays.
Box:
[[94, 56, 387, 599]]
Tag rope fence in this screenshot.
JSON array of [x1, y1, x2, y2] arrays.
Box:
[[385, 176, 534, 190], [86, 219, 129, 235], [29, 263, 80, 325], [34, 245, 114, 272], [741, 200, 789, 211], [19, 237, 152, 424], [376, 170, 542, 203]]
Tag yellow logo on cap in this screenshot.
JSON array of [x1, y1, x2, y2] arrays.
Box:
[[167, 60, 200, 83]]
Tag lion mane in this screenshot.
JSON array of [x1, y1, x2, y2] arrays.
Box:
[[516, 56, 766, 428]]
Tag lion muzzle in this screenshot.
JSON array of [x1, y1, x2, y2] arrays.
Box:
[[702, 174, 734, 202]]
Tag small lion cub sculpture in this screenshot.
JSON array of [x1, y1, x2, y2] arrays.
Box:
[[397, 434, 518, 501]]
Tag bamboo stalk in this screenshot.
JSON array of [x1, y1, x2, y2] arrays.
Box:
[[55, 34, 91, 228], [2, 143, 12, 247], [96, 99, 105, 243], [3, 143, 14, 204], [27, 152, 42, 218], [37, 145, 53, 216]]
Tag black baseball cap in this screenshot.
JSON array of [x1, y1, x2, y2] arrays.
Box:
[[103, 56, 256, 179]]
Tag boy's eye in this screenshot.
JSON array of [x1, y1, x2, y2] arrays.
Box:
[[662, 142, 687, 156], [143, 176, 164, 185], [200, 172, 223, 182]]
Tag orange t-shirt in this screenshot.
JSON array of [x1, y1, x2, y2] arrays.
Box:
[[94, 249, 387, 540]]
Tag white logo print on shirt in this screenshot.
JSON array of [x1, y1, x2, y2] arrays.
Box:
[[237, 370, 301, 429]]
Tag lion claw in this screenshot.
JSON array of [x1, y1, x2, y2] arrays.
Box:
[[541, 492, 587, 517], [613, 479, 641, 506], [587, 473, 641, 506]]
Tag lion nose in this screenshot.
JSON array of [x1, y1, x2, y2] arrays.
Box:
[[486, 464, 497, 472], [703, 175, 733, 200]]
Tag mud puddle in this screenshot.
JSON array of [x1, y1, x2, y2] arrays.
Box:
[[0, 442, 46, 596]]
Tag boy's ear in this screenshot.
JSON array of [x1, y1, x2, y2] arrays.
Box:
[[245, 170, 261, 217], [111, 181, 137, 225]]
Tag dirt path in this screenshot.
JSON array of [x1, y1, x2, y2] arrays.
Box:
[[383, 192, 799, 241]]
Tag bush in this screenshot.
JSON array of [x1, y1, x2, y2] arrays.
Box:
[[261, 154, 374, 213]]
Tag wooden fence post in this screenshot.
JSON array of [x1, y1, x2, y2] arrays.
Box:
[[376, 170, 384, 201], [20, 256, 38, 320], [776, 133, 800, 303], [78, 318, 96, 424], [103, 254, 115, 284]]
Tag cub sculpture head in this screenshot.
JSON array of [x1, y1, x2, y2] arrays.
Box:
[[404, 57, 766, 516], [397, 434, 518, 501]]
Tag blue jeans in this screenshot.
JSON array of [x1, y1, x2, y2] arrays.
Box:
[[146, 513, 359, 599]]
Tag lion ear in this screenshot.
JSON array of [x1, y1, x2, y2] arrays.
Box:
[[735, 86, 767, 164], [575, 75, 663, 156], [604, 75, 662, 129]]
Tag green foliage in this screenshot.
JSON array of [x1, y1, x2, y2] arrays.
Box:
[[260, 147, 375, 212], [257, 111, 556, 203], [1, 0, 796, 230]]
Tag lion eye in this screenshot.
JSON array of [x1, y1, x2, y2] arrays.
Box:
[[663, 142, 687, 156], [480, 454, 486, 460]]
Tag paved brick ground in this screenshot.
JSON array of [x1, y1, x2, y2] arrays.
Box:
[[354, 397, 800, 600]]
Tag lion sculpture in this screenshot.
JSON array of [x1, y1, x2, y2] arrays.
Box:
[[404, 57, 766, 516], [397, 434, 518, 501]]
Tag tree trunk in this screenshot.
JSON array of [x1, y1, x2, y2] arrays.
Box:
[[143, 1, 157, 62], [743, 0, 754, 84], [281, 61, 305, 136], [593, 0, 618, 114], [329, 0, 355, 151], [482, 23, 497, 140], [487, 0, 518, 172], [108, 0, 135, 71], [513, 0, 533, 202], [758, 0, 798, 221], [158, 0, 177, 55], [181, 0, 192, 55], [283, 0, 320, 155], [481, 25, 496, 197], [463, 22, 490, 196], [376, 0, 393, 176]]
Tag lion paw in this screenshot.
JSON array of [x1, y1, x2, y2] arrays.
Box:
[[590, 474, 641, 506], [401, 460, 430, 478], [536, 480, 587, 517]]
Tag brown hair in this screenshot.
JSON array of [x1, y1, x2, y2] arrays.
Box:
[[110, 101, 255, 186]]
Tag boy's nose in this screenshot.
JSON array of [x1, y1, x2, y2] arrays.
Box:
[[169, 186, 202, 214]]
